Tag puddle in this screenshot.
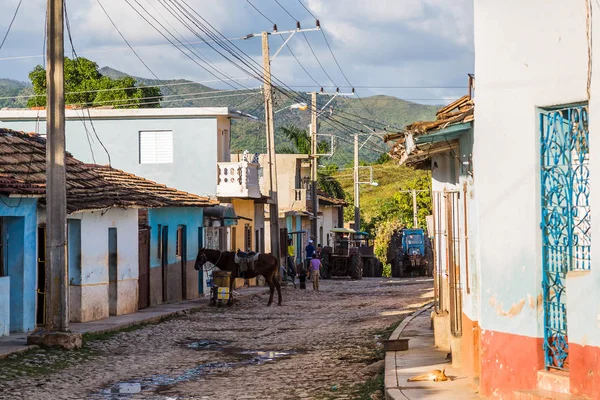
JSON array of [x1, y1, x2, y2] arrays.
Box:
[[186, 340, 229, 350], [90, 350, 295, 399]]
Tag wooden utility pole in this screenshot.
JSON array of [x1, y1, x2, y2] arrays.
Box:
[[412, 189, 418, 228], [310, 91, 318, 239], [353, 133, 360, 231], [46, 0, 68, 331], [261, 31, 281, 262]]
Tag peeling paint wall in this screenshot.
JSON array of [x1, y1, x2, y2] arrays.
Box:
[[65, 208, 138, 322], [474, 0, 600, 396]]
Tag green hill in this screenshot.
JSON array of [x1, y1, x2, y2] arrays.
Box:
[[0, 67, 441, 164]]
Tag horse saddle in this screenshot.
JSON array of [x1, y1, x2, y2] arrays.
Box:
[[234, 250, 260, 273], [236, 250, 257, 259]]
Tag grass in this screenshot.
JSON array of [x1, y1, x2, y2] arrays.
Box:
[[353, 373, 385, 400]]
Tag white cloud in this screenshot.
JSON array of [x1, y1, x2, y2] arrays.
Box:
[[0, 0, 474, 103]]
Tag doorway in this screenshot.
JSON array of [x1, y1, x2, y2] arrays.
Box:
[[138, 228, 150, 309], [540, 105, 590, 370], [161, 226, 169, 302], [177, 225, 187, 299]]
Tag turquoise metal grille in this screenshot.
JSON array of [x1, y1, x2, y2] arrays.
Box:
[[540, 105, 590, 370]]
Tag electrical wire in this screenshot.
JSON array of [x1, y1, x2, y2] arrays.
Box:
[[0, 0, 23, 52], [246, 0, 321, 87], [96, 0, 175, 97]]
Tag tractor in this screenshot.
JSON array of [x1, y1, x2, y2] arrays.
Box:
[[353, 231, 383, 278], [320, 228, 363, 280], [391, 228, 430, 277]]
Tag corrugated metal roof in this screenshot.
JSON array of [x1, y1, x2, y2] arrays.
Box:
[[0, 128, 217, 213]]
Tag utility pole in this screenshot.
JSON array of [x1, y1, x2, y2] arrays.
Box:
[[28, 0, 81, 350], [46, 0, 68, 332], [310, 91, 318, 239], [353, 133, 360, 231], [412, 189, 418, 228], [261, 31, 281, 263], [399, 189, 429, 228]]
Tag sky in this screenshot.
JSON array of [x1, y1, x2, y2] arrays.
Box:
[[0, 0, 474, 104]]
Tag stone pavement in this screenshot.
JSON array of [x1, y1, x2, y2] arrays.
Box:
[[385, 304, 484, 400], [0, 285, 269, 359]]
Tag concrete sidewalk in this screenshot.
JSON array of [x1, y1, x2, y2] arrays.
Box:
[[0, 285, 269, 359], [385, 304, 483, 400]]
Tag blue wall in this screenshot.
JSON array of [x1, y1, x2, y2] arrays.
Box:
[[0, 197, 37, 333], [1, 117, 220, 197], [147, 208, 205, 268]]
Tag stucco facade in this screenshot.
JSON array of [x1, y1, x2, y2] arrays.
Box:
[[474, 1, 598, 397], [0, 108, 239, 197], [147, 208, 205, 307], [0, 197, 38, 335]]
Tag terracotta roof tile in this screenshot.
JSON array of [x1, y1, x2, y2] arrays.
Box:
[[0, 128, 217, 212]]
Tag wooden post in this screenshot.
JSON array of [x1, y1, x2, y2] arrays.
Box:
[[46, 0, 68, 331], [353, 133, 360, 231], [311, 91, 318, 238]]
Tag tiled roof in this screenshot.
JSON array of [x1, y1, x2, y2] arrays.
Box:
[[317, 190, 347, 206], [93, 166, 218, 208], [384, 94, 474, 167], [0, 128, 216, 212]]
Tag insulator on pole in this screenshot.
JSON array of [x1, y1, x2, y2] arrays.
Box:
[[273, 24, 278, 32], [296, 21, 301, 29], [316, 19, 320, 28]]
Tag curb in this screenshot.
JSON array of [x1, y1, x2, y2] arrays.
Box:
[[0, 344, 39, 360], [384, 301, 435, 400]]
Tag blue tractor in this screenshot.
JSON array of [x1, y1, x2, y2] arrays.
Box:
[[391, 228, 431, 277]]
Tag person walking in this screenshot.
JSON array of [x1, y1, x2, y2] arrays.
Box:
[[309, 256, 321, 291]]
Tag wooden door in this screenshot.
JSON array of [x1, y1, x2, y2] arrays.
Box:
[[138, 228, 150, 309]]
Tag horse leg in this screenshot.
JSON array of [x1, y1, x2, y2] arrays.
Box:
[[265, 275, 275, 306]]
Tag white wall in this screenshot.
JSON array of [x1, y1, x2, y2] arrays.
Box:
[[70, 208, 138, 322], [474, 0, 590, 339]]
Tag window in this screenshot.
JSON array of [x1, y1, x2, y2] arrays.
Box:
[[139, 131, 173, 164], [245, 224, 252, 252]]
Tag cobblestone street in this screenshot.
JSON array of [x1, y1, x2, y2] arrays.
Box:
[[0, 278, 433, 400]]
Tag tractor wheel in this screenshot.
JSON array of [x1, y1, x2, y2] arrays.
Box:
[[321, 254, 331, 279], [350, 255, 363, 280], [362, 258, 371, 277]]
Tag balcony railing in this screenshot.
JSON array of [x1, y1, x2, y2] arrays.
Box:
[[291, 188, 308, 210], [216, 161, 261, 199]]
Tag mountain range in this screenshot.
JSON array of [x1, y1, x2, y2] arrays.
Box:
[[0, 67, 442, 165]]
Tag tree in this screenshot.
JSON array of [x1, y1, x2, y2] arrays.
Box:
[[27, 57, 161, 108]]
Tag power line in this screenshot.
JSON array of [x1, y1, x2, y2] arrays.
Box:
[[246, 0, 276, 25], [246, 0, 322, 87], [124, 0, 246, 91], [0, 78, 257, 101], [95, 0, 175, 97], [0, 0, 23, 52], [297, 0, 318, 20]]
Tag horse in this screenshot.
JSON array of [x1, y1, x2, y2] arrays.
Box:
[[194, 248, 282, 306]]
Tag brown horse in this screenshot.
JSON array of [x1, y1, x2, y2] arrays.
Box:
[[194, 248, 282, 306]]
